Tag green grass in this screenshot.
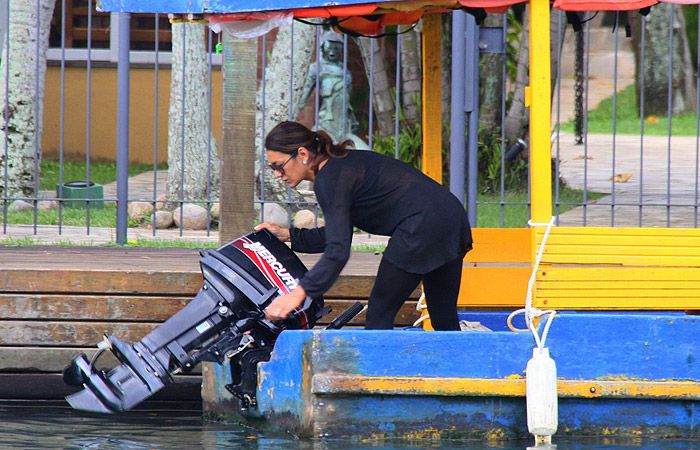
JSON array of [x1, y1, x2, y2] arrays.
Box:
[[560, 84, 700, 136], [477, 185, 606, 228], [40, 159, 165, 191], [4, 203, 119, 227]]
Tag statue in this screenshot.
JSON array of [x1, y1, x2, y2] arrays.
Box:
[[300, 30, 367, 149]]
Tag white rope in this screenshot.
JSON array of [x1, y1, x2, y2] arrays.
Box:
[[507, 217, 557, 349], [412, 292, 428, 328]]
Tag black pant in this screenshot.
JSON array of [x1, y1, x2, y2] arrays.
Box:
[[364, 256, 462, 330]]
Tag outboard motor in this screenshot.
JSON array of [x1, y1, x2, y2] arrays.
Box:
[[63, 230, 359, 413]]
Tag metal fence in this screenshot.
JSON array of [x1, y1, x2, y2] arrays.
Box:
[[0, 3, 699, 245]]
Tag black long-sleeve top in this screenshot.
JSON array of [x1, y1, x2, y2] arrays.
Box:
[[291, 150, 471, 298]]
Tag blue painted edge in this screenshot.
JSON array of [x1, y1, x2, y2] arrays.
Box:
[[99, 0, 204, 14], [100, 0, 398, 14]]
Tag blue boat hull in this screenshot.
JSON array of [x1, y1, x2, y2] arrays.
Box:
[[207, 312, 700, 439]]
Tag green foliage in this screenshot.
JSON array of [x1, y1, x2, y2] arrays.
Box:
[[477, 187, 606, 228], [559, 84, 700, 136], [477, 128, 528, 194], [685, 5, 698, 73], [506, 9, 523, 85], [372, 121, 423, 169]]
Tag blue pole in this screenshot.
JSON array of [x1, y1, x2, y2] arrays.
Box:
[[450, 11, 466, 205], [116, 13, 130, 244]]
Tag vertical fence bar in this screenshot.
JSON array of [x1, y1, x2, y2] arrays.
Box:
[[206, 27, 214, 236], [582, 13, 591, 226], [286, 22, 294, 226], [554, 10, 562, 225], [395, 26, 401, 160], [342, 34, 348, 140], [695, 6, 700, 227], [33, 0, 41, 233], [666, 4, 674, 227], [639, 17, 646, 226], [116, 12, 131, 244], [179, 23, 186, 236], [315, 27, 321, 128], [465, 14, 479, 225], [59, 0, 67, 234], [2, 0, 8, 233], [610, 12, 619, 226], [368, 38, 374, 149], [260, 34, 267, 223], [450, 11, 466, 205], [86, 0, 94, 234], [151, 14, 160, 236], [500, 13, 508, 227]]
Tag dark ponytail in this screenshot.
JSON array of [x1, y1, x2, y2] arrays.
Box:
[[265, 121, 353, 173]]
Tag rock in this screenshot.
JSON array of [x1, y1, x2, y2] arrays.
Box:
[[128, 202, 154, 223], [154, 210, 174, 229], [9, 200, 33, 212], [293, 209, 324, 229], [37, 200, 59, 211], [155, 195, 167, 211], [210, 202, 220, 221], [261, 203, 289, 227], [173, 204, 209, 230]]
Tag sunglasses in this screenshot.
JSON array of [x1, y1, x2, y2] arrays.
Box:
[[268, 149, 298, 176]]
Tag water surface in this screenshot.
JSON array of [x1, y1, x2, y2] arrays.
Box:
[[1, 403, 700, 450]]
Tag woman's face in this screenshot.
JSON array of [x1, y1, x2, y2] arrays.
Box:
[[266, 149, 309, 187]]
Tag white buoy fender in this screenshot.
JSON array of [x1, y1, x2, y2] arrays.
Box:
[[526, 347, 558, 437]]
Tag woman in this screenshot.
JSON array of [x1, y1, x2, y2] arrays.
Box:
[[256, 121, 472, 330]]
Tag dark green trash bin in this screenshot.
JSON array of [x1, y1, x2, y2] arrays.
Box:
[[57, 181, 104, 209]]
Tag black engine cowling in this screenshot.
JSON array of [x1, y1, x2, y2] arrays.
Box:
[[63, 230, 334, 413]]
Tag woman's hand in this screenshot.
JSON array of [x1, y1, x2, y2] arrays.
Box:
[[254, 222, 291, 242], [265, 286, 307, 321]]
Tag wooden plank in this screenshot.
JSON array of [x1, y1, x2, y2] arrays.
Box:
[[458, 266, 531, 308], [537, 226, 700, 238], [540, 234, 700, 248], [0, 294, 191, 321], [0, 373, 201, 401], [421, 12, 442, 183], [466, 228, 531, 263], [319, 300, 419, 327], [0, 269, 202, 295], [534, 296, 700, 310], [537, 267, 700, 282], [0, 321, 158, 346], [535, 267, 700, 309], [536, 227, 700, 266], [0, 346, 201, 374], [0, 269, 396, 297]]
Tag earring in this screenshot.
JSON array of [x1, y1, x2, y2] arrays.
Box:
[[303, 160, 307, 165]]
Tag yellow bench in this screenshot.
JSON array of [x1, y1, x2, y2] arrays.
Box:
[[533, 227, 700, 310]]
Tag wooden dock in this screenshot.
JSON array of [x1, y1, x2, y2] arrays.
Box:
[[0, 246, 419, 405]]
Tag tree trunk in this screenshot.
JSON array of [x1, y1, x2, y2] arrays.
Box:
[[479, 13, 505, 132], [254, 23, 315, 205], [166, 22, 221, 204], [400, 28, 421, 126], [0, 0, 55, 198], [504, 5, 530, 147], [354, 37, 395, 138], [631, 4, 696, 117]]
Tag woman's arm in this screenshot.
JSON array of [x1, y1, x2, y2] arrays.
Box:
[[290, 226, 326, 253]]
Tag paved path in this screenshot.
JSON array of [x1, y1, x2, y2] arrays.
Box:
[[555, 133, 700, 227]]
